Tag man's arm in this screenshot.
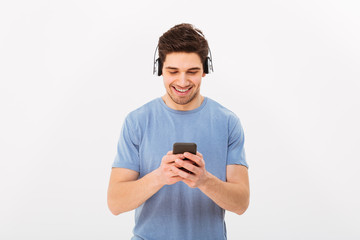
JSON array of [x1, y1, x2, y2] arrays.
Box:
[[199, 164, 249, 215], [171, 152, 250, 215], [107, 151, 185, 215], [107, 168, 162, 215]]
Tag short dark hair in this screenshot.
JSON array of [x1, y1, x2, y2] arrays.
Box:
[[158, 23, 209, 66]]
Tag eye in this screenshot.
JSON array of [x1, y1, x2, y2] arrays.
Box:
[[188, 71, 198, 74], [169, 71, 178, 74]]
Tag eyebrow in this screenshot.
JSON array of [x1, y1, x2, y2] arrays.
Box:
[[165, 67, 201, 71]]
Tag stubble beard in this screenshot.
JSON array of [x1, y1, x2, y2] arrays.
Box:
[[167, 86, 200, 105]]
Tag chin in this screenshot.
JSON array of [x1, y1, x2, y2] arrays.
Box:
[[168, 90, 199, 106]]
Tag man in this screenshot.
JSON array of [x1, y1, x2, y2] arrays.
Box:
[[107, 23, 249, 240]]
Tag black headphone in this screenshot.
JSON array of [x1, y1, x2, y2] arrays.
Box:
[[152, 32, 214, 76]]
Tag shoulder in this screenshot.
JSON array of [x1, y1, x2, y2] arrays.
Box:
[[124, 98, 161, 127], [119, 98, 161, 142], [205, 97, 245, 136], [127, 97, 158, 117], [206, 97, 240, 123]]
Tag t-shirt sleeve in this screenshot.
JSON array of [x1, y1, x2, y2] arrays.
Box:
[[227, 115, 248, 168], [112, 115, 140, 172]]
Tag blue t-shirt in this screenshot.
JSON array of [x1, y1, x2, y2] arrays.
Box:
[[112, 97, 248, 240]]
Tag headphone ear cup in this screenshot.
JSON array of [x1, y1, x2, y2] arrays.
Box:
[[154, 58, 163, 76], [203, 57, 209, 74], [157, 59, 163, 76]]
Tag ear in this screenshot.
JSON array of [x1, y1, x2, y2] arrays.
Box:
[[202, 72, 206, 77]]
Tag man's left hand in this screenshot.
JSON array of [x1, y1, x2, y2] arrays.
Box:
[[171, 151, 209, 188]]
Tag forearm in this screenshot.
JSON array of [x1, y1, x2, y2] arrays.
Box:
[[198, 172, 249, 215], [108, 170, 164, 215]]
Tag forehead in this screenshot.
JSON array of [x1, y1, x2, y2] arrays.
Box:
[[163, 52, 202, 69]]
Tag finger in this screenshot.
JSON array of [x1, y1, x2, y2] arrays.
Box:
[[183, 152, 204, 168], [175, 159, 200, 175], [170, 176, 184, 180], [169, 168, 178, 177], [175, 153, 185, 159], [163, 153, 185, 164], [169, 176, 184, 184], [171, 165, 196, 181], [167, 150, 184, 159], [169, 165, 186, 177], [173, 161, 182, 168], [163, 155, 180, 164], [162, 151, 174, 164], [162, 155, 174, 164], [196, 152, 205, 166]]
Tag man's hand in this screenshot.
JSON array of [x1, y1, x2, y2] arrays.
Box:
[[154, 151, 185, 186], [170, 151, 209, 188]]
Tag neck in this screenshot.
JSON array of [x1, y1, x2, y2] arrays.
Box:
[[162, 94, 204, 111]]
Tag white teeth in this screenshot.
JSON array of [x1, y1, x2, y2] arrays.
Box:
[[175, 87, 189, 92]]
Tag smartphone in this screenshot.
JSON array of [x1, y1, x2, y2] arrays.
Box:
[[173, 142, 198, 174]]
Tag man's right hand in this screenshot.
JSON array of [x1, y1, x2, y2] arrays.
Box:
[[155, 150, 185, 186], [108, 150, 189, 215]]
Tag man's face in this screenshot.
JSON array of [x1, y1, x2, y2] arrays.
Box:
[[162, 52, 206, 106]]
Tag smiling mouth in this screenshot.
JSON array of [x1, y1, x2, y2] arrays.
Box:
[[173, 86, 192, 93]]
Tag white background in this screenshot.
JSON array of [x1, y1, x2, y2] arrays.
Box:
[[1, 0, 359, 239]]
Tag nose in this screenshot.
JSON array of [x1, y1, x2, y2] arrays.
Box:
[[178, 72, 189, 86]]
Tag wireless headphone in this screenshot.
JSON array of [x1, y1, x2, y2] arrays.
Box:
[[153, 30, 214, 76]]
